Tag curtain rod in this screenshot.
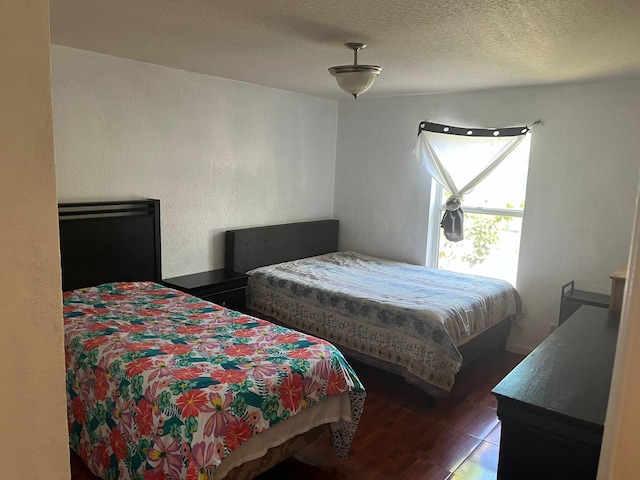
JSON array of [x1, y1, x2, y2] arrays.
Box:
[[418, 120, 542, 137]]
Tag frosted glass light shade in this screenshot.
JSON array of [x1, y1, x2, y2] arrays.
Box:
[[329, 65, 382, 98]]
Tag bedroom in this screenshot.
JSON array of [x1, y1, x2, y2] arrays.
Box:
[[2, 1, 640, 479]]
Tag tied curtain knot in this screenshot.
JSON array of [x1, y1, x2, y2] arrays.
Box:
[[444, 194, 462, 211], [441, 194, 464, 242]]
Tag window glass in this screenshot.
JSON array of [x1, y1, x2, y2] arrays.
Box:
[[438, 214, 523, 284], [431, 134, 531, 285]]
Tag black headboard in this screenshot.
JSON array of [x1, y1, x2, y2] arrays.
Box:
[[225, 220, 339, 273], [58, 199, 162, 291]]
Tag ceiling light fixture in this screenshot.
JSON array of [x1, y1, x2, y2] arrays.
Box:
[[328, 43, 382, 99]]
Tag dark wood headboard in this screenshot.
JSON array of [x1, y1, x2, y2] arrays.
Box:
[[58, 199, 162, 291], [225, 220, 339, 273]]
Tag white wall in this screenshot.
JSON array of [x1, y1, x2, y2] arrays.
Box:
[[334, 79, 640, 351], [51, 45, 640, 352], [0, 1, 70, 478], [52, 46, 338, 278]]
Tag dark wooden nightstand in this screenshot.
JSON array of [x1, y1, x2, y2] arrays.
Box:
[[163, 269, 249, 311]]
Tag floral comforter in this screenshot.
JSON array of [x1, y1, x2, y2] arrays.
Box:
[[247, 251, 522, 397], [63, 281, 364, 480]]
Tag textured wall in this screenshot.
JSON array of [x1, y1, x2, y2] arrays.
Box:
[[52, 46, 338, 278], [334, 79, 640, 352], [0, 1, 71, 478], [50, 45, 640, 353]]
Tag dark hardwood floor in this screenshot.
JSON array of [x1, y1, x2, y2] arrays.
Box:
[[70, 350, 523, 480]]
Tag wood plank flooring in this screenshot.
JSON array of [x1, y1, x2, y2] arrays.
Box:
[[70, 350, 524, 480]]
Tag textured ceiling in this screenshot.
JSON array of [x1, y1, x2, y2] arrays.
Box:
[[50, 0, 640, 100]]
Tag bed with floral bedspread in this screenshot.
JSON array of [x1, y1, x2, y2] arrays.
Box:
[[247, 251, 522, 397], [63, 281, 365, 480]]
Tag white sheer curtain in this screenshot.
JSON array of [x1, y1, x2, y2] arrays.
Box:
[[414, 123, 530, 241]]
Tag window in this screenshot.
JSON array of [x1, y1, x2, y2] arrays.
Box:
[[426, 134, 531, 285]]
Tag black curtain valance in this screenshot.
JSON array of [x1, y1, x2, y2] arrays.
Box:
[[418, 121, 532, 138]]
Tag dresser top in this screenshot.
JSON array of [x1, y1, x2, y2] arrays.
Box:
[[492, 305, 619, 428]]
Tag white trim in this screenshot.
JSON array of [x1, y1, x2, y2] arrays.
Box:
[[456, 206, 524, 217], [425, 180, 442, 267]]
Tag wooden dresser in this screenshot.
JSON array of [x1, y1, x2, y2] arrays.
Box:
[[609, 263, 628, 312], [492, 306, 619, 479]]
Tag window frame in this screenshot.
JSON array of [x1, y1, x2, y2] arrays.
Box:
[[426, 181, 525, 269]]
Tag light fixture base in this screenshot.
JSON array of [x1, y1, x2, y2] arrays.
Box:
[[345, 42, 367, 51]]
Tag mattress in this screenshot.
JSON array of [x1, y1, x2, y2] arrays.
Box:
[[247, 251, 521, 396], [63, 281, 365, 479]]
